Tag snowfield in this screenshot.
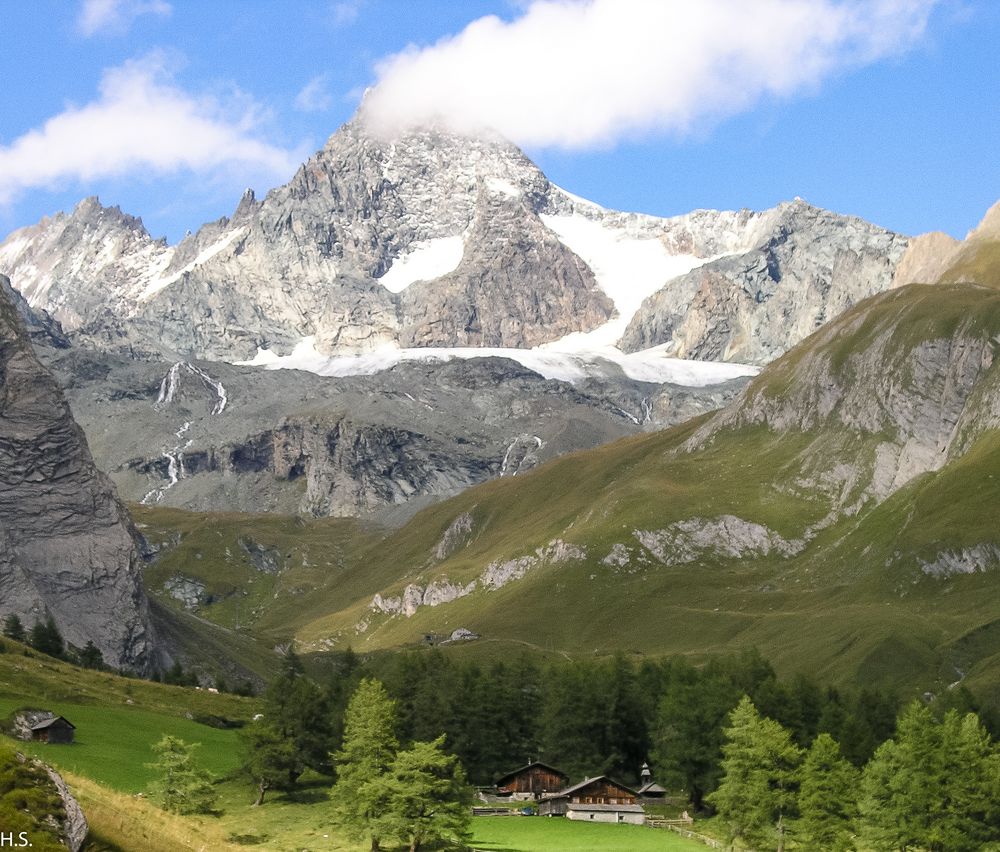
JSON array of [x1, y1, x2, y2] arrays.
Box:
[[237, 336, 757, 387]]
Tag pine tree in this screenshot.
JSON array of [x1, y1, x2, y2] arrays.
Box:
[[2, 614, 25, 643], [241, 720, 298, 806], [29, 615, 64, 658], [364, 736, 473, 852], [77, 640, 104, 670], [147, 735, 217, 814], [795, 733, 858, 851], [331, 678, 399, 851], [706, 696, 802, 851], [652, 662, 739, 810]]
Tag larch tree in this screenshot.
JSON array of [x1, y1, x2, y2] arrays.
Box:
[[795, 732, 858, 851], [364, 736, 473, 852], [331, 678, 399, 852], [706, 696, 802, 852], [147, 735, 217, 815]]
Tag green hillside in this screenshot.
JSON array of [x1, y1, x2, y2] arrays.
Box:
[[130, 280, 1000, 706], [263, 281, 1000, 704]]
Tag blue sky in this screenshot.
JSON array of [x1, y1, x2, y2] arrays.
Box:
[[0, 0, 997, 244]]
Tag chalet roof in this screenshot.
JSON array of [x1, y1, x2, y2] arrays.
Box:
[[541, 775, 638, 801], [638, 781, 668, 795], [495, 762, 569, 785], [566, 803, 645, 814], [30, 716, 75, 731]]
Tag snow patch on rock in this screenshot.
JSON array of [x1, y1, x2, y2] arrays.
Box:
[[539, 211, 718, 349], [377, 235, 465, 293], [238, 337, 757, 387]]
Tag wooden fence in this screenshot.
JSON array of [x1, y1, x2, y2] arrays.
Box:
[[646, 817, 748, 851]]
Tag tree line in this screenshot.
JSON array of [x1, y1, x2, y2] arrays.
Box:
[[234, 646, 993, 810], [2, 612, 104, 669], [711, 695, 1000, 851]]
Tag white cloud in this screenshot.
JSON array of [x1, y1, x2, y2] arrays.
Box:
[[0, 53, 303, 205], [295, 74, 334, 113], [78, 0, 172, 37], [361, 0, 939, 148]]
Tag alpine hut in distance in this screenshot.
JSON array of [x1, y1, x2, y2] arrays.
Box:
[[495, 762, 569, 800], [30, 715, 76, 744], [538, 776, 645, 824]]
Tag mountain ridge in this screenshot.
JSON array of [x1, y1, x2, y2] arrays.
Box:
[[1, 119, 911, 374]]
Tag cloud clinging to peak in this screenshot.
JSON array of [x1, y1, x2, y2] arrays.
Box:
[[0, 53, 303, 205], [361, 0, 939, 148], [77, 0, 172, 37]]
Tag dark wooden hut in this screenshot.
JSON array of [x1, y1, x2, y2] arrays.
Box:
[[30, 716, 75, 744], [495, 762, 569, 800]]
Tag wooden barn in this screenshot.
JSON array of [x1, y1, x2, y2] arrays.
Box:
[[30, 716, 75, 744], [495, 762, 569, 800], [539, 776, 644, 824]]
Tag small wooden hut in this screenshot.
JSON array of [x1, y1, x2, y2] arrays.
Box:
[[30, 716, 76, 744]]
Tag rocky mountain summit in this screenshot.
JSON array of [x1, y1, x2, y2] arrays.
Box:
[[1, 117, 911, 370], [620, 200, 909, 363], [0, 275, 153, 670]]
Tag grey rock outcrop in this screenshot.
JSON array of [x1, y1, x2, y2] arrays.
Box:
[[634, 516, 804, 566], [43, 764, 89, 852], [919, 545, 1000, 578], [368, 537, 587, 619], [0, 275, 153, 670], [686, 278, 1000, 514], [621, 200, 909, 365], [40, 347, 745, 519], [0, 276, 69, 349]]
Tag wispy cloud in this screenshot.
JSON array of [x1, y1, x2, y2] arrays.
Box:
[[362, 0, 940, 149], [0, 53, 303, 205], [331, 0, 364, 27], [295, 74, 334, 113], [77, 0, 172, 37]]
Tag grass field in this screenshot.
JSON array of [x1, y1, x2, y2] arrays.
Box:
[[470, 816, 705, 851], [0, 700, 242, 791]]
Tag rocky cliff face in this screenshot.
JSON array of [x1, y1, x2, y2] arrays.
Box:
[[0, 120, 909, 368], [620, 200, 909, 364], [40, 347, 746, 520], [0, 275, 153, 670], [689, 280, 1000, 512]]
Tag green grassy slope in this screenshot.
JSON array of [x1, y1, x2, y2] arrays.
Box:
[[262, 281, 1000, 702], [0, 640, 253, 791], [129, 279, 1000, 704]]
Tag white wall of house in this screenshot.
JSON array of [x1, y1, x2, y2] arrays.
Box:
[[566, 808, 645, 825]]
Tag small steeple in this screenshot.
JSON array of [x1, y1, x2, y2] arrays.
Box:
[[641, 762, 651, 783]]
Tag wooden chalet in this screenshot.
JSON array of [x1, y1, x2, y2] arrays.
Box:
[[539, 776, 644, 824], [495, 762, 569, 800], [30, 716, 75, 744]]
